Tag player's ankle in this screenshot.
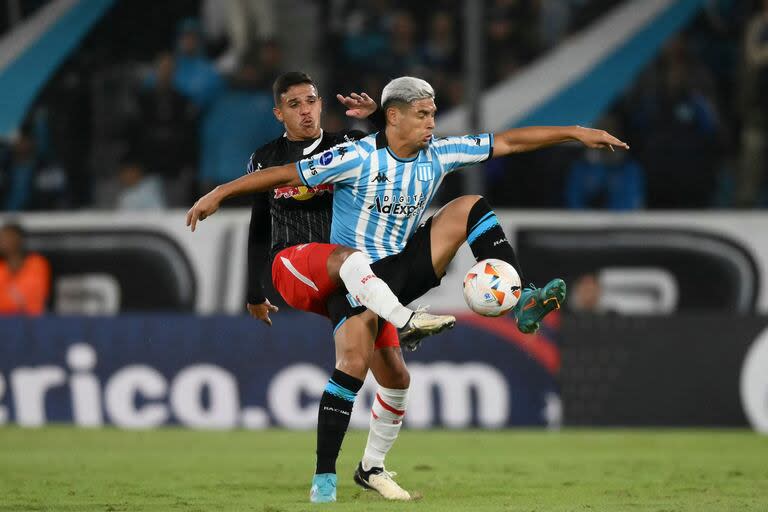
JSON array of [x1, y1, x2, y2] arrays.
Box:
[[390, 305, 413, 329]]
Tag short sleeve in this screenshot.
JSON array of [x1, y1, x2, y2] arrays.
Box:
[[296, 142, 364, 187], [431, 133, 494, 173]]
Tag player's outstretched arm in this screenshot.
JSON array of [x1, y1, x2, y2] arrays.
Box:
[[492, 125, 629, 157], [186, 163, 300, 231]]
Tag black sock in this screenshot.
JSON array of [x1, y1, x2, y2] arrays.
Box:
[[315, 369, 363, 474], [466, 196, 525, 282]]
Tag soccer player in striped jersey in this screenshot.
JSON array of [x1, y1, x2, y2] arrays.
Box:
[[194, 72, 452, 503], [187, 76, 629, 502]]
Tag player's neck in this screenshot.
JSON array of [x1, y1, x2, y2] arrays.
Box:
[[384, 127, 419, 159]]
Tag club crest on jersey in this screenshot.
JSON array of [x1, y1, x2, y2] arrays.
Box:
[[416, 163, 434, 181], [319, 151, 334, 165]]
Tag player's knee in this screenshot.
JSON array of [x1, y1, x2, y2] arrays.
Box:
[[434, 195, 483, 241], [327, 246, 360, 282], [336, 352, 369, 378], [332, 246, 359, 262], [454, 194, 484, 216]]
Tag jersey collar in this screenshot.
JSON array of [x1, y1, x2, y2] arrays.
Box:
[[375, 130, 388, 150], [376, 130, 419, 162], [282, 129, 324, 156]]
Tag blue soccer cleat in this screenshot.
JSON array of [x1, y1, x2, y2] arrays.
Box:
[[310, 473, 337, 503], [512, 278, 566, 334]]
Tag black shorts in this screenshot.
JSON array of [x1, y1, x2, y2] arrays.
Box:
[[327, 216, 443, 326]]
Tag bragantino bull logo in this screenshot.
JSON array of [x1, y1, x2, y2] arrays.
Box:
[[274, 184, 333, 201]]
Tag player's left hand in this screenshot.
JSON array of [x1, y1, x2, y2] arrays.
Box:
[[336, 92, 377, 119], [186, 189, 223, 232], [247, 300, 280, 326], [573, 126, 629, 151]]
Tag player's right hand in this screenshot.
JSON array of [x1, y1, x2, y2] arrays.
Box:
[[573, 126, 629, 151], [186, 189, 224, 232], [247, 300, 280, 326], [336, 92, 377, 119]]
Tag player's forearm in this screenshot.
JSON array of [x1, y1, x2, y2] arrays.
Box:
[[494, 126, 579, 155], [216, 164, 300, 200]]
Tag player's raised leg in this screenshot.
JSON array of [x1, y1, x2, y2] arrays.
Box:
[[430, 195, 565, 333], [311, 310, 377, 503], [354, 333, 413, 500], [329, 246, 455, 342]]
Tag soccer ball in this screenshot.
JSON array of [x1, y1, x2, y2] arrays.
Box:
[[462, 259, 522, 316]]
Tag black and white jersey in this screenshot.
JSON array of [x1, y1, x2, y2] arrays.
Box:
[[246, 129, 366, 304]]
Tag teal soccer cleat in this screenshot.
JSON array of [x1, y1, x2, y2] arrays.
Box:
[[512, 278, 566, 334], [310, 473, 337, 503]]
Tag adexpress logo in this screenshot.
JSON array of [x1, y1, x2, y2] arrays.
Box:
[[368, 194, 426, 217]]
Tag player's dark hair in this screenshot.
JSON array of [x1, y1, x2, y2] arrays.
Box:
[[272, 72, 318, 105]]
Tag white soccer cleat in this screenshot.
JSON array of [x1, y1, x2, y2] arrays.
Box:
[[398, 307, 456, 351], [354, 463, 412, 501]]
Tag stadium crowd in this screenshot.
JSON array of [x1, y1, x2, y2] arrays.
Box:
[[0, 0, 764, 212]]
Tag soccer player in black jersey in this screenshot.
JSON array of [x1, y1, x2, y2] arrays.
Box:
[[239, 72, 452, 501]]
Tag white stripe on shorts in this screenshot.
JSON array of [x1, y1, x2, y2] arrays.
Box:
[[280, 256, 319, 291]]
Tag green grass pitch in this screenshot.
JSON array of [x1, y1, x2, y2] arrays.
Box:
[[1, 427, 766, 511]]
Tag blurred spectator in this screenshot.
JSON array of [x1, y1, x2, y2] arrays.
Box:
[[695, 0, 747, 103], [254, 40, 283, 89], [133, 53, 199, 206], [0, 223, 51, 316], [420, 12, 460, 72], [0, 130, 69, 211], [566, 148, 645, 210], [568, 273, 605, 314], [340, 0, 393, 73], [199, 57, 283, 191], [632, 38, 721, 208], [115, 160, 167, 210], [538, 0, 572, 50], [145, 18, 225, 109], [565, 116, 645, 210], [0, 132, 38, 211], [486, 0, 538, 83], [418, 11, 463, 108], [202, 0, 277, 73], [378, 11, 421, 77], [38, 56, 92, 207], [736, 0, 768, 207]]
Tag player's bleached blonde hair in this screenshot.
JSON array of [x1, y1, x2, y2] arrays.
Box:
[[381, 76, 435, 108]]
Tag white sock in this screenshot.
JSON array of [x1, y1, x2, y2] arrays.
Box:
[[338, 252, 412, 329], [362, 386, 408, 471]]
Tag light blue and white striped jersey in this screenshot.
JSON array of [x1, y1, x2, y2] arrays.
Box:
[[295, 131, 493, 261]]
